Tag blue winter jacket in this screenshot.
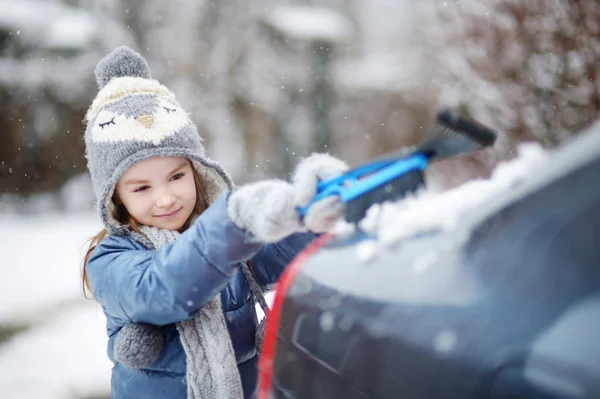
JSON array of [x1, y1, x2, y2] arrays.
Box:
[[86, 192, 315, 399]]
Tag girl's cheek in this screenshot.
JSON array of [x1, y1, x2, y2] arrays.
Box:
[[137, 198, 153, 214], [147, 198, 156, 211]]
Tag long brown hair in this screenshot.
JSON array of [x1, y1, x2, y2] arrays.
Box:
[[82, 163, 209, 298]]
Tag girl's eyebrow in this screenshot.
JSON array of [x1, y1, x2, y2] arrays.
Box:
[[124, 161, 189, 185], [124, 178, 149, 185], [167, 161, 189, 177]]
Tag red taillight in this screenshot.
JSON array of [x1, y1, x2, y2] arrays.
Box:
[[257, 234, 333, 399]]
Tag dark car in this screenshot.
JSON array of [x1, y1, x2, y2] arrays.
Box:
[[257, 123, 600, 399]]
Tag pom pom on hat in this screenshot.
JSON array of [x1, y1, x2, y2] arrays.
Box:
[[94, 46, 152, 89]]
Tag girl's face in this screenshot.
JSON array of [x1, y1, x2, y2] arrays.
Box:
[[115, 156, 197, 231]]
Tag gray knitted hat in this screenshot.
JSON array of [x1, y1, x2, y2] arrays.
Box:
[[84, 46, 233, 233]]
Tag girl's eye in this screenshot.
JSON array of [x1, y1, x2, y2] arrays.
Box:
[[171, 173, 184, 181], [134, 185, 149, 193]]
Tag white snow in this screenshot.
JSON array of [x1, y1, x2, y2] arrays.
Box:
[[256, 292, 275, 321], [433, 329, 458, 354], [43, 10, 97, 50], [58, 174, 96, 213], [0, 0, 95, 49], [263, 6, 353, 42], [334, 52, 429, 93], [0, 304, 112, 399], [0, 212, 110, 398], [356, 239, 378, 263], [319, 311, 336, 332], [0, 213, 101, 321], [412, 251, 439, 275]]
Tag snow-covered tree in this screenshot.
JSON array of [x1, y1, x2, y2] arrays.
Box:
[[414, 0, 599, 187], [419, 0, 599, 153]]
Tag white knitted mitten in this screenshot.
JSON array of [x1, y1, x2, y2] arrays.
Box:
[[292, 153, 349, 233], [227, 179, 303, 243]]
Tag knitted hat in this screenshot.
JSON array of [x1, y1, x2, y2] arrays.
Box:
[[84, 46, 233, 233]]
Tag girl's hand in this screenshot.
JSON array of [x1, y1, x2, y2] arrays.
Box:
[[227, 179, 302, 243], [292, 153, 349, 233]]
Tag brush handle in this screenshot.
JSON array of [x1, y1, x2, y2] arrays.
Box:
[[297, 154, 428, 218]]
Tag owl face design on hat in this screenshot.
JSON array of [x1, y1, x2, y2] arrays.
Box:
[[89, 93, 190, 145], [84, 46, 233, 233]]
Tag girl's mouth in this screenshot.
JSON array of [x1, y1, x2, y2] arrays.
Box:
[[155, 208, 182, 218]]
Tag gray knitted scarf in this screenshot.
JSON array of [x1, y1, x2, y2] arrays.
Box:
[[139, 225, 244, 399]]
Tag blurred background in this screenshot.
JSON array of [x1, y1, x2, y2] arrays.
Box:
[[0, 0, 598, 398]]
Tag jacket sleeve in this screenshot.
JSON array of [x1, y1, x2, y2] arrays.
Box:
[[250, 231, 317, 289], [86, 192, 262, 326]]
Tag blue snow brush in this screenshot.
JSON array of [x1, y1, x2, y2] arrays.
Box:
[[297, 109, 497, 223]]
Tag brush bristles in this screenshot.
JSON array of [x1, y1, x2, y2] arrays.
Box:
[[344, 169, 425, 224], [436, 110, 497, 147]]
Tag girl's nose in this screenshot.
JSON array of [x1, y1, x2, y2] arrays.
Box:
[[156, 192, 176, 208]]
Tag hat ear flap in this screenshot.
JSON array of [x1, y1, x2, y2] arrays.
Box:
[[94, 46, 152, 89]]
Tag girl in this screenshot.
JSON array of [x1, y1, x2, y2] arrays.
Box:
[[82, 46, 348, 399]]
